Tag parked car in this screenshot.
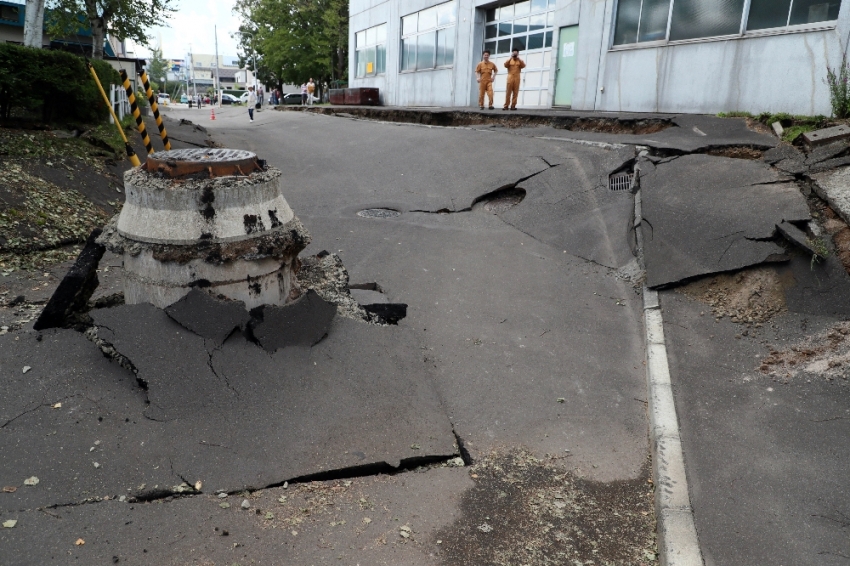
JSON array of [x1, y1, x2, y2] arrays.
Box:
[[156, 93, 170, 105], [281, 92, 303, 105], [239, 91, 250, 104], [220, 93, 239, 105]]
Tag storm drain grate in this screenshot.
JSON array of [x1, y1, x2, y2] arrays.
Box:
[[609, 173, 634, 192], [357, 208, 401, 218]]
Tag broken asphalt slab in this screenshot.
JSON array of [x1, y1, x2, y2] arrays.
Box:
[[91, 304, 457, 491], [498, 146, 638, 269], [660, 291, 850, 566], [640, 154, 810, 287], [164, 288, 252, 345], [0, 466, 473, 566], [507, 113, 777, 155], [0, 329, 175, 511], [249, 289, 337, 351]]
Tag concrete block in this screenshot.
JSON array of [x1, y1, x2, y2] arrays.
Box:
[[771, 121, 783, 137], [649, 383, 680, 440], [647, 342, 672, 386], [657, 509, 704, 566], [803, 124, 850, 148], [653, 435, 693, 511], [811, 167, 850, 226], [643, 287, 660, 309]]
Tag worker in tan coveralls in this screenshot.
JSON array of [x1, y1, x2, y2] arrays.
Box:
[[503, 49, 526, 110], [475, 50, 497, 110]]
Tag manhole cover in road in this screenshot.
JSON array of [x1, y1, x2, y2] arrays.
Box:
[[357, 208, 401, 218]]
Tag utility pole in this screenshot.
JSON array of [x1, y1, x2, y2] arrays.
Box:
[[188, 45, 197, 96], [214, 25, 221, 107], [23, 0, 46, 48]]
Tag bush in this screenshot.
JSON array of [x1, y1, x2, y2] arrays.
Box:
[[0, 43, 121, 124], [826, 54, 850, 119]]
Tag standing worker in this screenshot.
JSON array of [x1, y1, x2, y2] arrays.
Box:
[[475, 50, 497, 110], [307, 78, 316, 106], [247, 86, 257, 122], [503, 49, 526, 111]]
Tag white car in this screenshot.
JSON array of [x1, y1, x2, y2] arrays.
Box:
[[239, 91, 250, 103], [156, 93, 170, 105]]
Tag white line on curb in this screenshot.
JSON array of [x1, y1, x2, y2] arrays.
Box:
[[635, 180, 704, 566]]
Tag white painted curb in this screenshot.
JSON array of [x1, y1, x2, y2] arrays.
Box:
[[635, 178, 704, 566]]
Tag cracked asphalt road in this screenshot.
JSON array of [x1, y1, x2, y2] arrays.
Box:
[[2, 104, 848, 565]]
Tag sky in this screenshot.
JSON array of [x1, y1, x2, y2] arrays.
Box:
[[7, 0, 244, 60], [132, 0, 242, 59]]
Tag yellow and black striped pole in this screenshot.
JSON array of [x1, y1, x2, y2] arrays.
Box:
[[139, 70, 171, 150], [119, 69, 154, 155], [88, 63, 140, 167]]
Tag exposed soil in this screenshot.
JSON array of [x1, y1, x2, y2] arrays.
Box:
[[436, 450, 657, 566], [815, 200, 850, 276], [289, 106, 673, 135], [705, 146, 764, 160], [677, 266, 787, 324], [0, 126, 126, 274], [758, 322, 850, 383]]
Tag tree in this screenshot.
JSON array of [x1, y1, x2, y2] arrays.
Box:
[[233, 0, 348, 95], [24, 0, 47, 48], [147, 46, 169, 92], [46, 0, 175, 59]]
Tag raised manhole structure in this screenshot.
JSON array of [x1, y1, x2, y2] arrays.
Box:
[[99, 149, 310, 309]]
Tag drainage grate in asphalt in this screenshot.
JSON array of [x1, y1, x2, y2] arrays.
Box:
[[609, 173, 634, 192], [357, 208, 401, 218]]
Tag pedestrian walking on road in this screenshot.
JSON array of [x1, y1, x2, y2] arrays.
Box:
[[307, 78, 316, 106], [503, 49, 526, 111], [247, 86, 257, 122], [300, 83, 308, 106], [475, 50, 497, 110]]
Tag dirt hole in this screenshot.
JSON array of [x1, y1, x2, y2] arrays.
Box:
[[293, 106, 673, 135], [472, 187, 526, 214]]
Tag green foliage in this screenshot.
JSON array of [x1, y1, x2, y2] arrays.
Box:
[[233, 0, 348, 89], [0, 43, 120, 123], [826, 54, 850, 119], [46, 0, 175, 59], [782, 124, 817, 143], [716, 111, 753, 118]]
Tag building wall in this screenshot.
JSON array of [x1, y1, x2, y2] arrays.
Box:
[[571, 0, 849, 115], [350, 0, 850, 114]]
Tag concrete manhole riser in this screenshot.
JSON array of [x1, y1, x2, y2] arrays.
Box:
[[101, 149, 309, 309]]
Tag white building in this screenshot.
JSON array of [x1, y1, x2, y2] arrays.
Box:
[[348, 0, 847, 114]]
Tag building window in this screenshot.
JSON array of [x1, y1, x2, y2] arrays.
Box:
[[356, 23, 387, 77], [401, 1, 456, 72], [747, 0, 842, 31], [0, 5, 19, 22], [612, 0, 842, 46], [483, 0, 556, 57]]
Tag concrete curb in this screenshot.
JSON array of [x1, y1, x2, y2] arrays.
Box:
[[635, 182, 704, 566]]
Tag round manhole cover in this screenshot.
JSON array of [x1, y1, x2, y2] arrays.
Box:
[[146, 148, 262, 178], [357, 208, 401, 218]]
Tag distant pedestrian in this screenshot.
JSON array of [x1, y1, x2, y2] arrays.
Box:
[[475, 50, 497, 110], [503, 49, 526, 111], [307, 78, 315, 106], [300, 83, 308, 106], [247, 86, 257, 122]]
